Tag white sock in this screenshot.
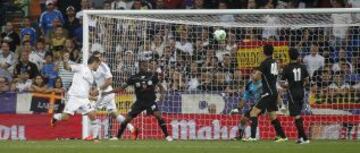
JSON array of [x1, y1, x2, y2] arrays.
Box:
[[127, 123, 135, 132], [53, 113, 63, 120], [116, 115, 125, 123], [116, 115, 134, 132], [90, 119, 100, 138]]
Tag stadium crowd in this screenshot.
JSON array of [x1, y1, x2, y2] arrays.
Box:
[[0, 0, 359, 110]]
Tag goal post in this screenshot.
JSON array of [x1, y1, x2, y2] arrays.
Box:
[[82, 8, 360, 140]]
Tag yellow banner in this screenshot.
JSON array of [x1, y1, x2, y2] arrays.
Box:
[[236, 46, 290, 68], [115, 94, 134, 114]]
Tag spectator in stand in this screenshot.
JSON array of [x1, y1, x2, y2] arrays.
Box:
[[221, 53, 236, 74], [332, 58, 352, 73], [151, 34, 165, 56], [14, 51, 39, 79], [1, 21, 20, 52], [192, 0, 204, 9], [226, 30, 238, 53], [20, 17, 37, 46], [10, 71, 32, 92], [131, 0, 152, 9], [0, 67, 12, 83], [332, 47, 352, 63], [0, 41, 16, 74], [232, 68, 245, 90], [200, 28, 210, 47], [63, 38, 79, 59], [57, 0, 81, 16], [192, 38, 206, 63], [73, 15, 83, 48], [175, 30, 194, 56], [56, 51, 75, 90], [328, 72, 351, 103], [69, 46, 82, 64], [64, 6, 80, 38], [153, 0, 165, 9], [76, 0, 93, 19], [186, 62, 200, 91], [41, 53, 58, 88], [0, 76, 10, 93], [213, 71, 227, 91], [198, 71, 215, 91], [29, 40, 47, 70], [29, 74, 49, 93], [159, 45, 176, 68], [343, 60, 360, 85], [50, 77, 65, 95], [170, 69, 185, 91], [303, 42, 325, 77], [20, 40, 35, 54], [103, 1, 112, 9], [247, 0, 257, 9], [111, 0, 128, 9], [318, 67, 334, 103], [39, 0, 65, 37], [216, 40, 230, 62], [162, 0, 183, 9], [50, 26, 67, 60]]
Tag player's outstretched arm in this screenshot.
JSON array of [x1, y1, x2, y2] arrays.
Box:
[[102, 83, 128, 95]]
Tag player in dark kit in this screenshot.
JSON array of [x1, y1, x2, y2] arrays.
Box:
[[280, 48, 310, 144], [102, 60, 173, 141], [244, 44, 287, 142]]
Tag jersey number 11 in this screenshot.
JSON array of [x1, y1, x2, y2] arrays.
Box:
[[293, 68, 301, 81]]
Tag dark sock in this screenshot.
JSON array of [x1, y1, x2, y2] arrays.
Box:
[[271, 119, 286, 138], [117, 121, 128, 138], [238, 128, 244, 139], [295, 118, 307, 140], [250, 117, 258, 138], [158, 119, 169, 137]]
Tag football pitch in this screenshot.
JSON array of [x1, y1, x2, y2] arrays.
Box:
[[0, 140, 359, 153]]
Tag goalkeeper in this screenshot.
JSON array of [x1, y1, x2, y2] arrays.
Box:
[[232, 70, 263, 140], [102, 59, 173, 141]]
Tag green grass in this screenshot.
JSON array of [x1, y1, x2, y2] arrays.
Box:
[[0, 140, 359, 153]]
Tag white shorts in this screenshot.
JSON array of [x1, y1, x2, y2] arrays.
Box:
[[95, 93, 116, 112], [63, 96, 95, 115]]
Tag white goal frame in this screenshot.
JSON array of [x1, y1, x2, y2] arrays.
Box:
[[81, 8, 360, 139]]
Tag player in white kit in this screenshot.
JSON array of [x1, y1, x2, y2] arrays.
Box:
[[92, 51, 138, 140], [51, 56, 101, 141]]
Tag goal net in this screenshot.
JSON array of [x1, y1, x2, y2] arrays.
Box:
[[83, 9, 360, 140]]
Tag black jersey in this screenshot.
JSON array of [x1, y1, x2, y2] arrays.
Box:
[[126, 71, 159, 103], [281, 62, 309, 95], [258, 57, 278, 96]]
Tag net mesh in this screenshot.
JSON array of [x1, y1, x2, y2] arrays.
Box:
[[86, 11, 360, 140]]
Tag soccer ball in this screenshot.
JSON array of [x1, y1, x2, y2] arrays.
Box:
[[213, 29, 226, 42]]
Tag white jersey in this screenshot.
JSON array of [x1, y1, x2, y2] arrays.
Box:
[[67, 64, 95, 98], [93, 62, 113, 92]]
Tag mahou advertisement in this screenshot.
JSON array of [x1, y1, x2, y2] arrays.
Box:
[[1, 114, 359, 140]]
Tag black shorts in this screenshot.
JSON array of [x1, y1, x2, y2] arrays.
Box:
[[244, 105, 266, 118], [288, 98, 303, 117], [128, 101, 159, 118], [254, 94, 278, 112]]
